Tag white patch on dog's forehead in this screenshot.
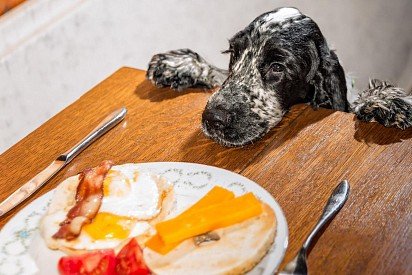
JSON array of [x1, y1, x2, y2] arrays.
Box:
[[263, 7, 300, 23]]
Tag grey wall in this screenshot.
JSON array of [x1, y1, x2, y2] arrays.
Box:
[[1, 0, 411, 153]]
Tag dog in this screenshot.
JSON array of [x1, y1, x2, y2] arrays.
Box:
[[146, 7, 412, 147]]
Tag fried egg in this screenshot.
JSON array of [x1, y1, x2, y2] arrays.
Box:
[[99, 166, 165, 219], [40, 163, 174, 252]]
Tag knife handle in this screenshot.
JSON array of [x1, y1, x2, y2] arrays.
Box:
[[0, 161, 64, 216], [59, 107, 127, 162]]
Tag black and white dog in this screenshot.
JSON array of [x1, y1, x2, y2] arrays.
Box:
[[147, 7, 412, 147]]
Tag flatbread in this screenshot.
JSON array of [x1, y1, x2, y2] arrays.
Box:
[[143, 203, 276, 275]]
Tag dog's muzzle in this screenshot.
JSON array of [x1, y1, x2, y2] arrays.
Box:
[[201, 87, 269, 147]]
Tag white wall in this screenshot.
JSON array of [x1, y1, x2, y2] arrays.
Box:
[[1, 0, 411, 153]]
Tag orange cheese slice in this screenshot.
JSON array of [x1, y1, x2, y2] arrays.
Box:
[[181, 186, 235, 216], [156, 193, 262, 245], [145, 233, 177, 255], [146, 186, 234, 254]]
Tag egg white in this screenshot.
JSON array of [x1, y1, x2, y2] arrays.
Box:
[[100, 165, 164, 219]]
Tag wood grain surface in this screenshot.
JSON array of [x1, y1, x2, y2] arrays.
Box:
[[0, 67, 411, 274]]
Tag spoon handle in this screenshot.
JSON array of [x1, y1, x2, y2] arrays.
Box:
[[302, 180, 350, 250]]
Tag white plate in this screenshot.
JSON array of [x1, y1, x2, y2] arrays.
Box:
[[0, 162, 288, 275]]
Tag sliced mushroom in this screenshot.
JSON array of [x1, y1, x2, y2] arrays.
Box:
[[194, 231, 220, 246]]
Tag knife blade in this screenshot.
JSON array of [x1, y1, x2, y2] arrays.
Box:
[[0, 107, 127, 217]]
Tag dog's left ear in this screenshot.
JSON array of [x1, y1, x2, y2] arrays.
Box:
[[307, 40, 349, 112]]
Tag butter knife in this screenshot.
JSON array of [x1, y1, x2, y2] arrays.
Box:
[[0, 107, 127, 217]]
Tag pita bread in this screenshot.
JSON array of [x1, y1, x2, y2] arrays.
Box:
[[143, 203, 276, 274]]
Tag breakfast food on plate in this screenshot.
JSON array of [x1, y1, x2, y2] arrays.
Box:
[[146, 192, 263, 251], [40, 161, 174, 254], [53, 160, 114, 240], [58, 238, 150, 275], [143, 189, 277, 275], [58, 249, 116, 275], [40, 161, 276, 274]]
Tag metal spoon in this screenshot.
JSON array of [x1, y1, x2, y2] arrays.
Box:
[[278, 180, 350, 275]]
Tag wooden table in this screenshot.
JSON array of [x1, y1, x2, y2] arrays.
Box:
[[1, 68, 411, 274]]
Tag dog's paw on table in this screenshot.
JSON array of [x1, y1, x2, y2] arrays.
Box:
[[146, 48, 210, 91], [146, 48, 228, 91], [353, 79, 412, 130]]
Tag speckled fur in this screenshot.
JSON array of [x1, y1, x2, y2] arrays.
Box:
[[353, 79, 412, 129], [147, 7, 412, 147], [146, 49, 227, 91]]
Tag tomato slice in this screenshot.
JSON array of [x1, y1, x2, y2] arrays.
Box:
[[58, 250, 116, 275], [116, 238, 150, 275]]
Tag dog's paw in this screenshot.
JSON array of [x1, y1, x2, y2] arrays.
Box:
[[146, 48, 211, 91], [353, 79, 412, 129], [355, 97, 412, 129]]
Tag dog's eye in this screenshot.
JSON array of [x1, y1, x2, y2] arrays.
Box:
[[269, 63, 284, 73], [262, 62, 284, 82]]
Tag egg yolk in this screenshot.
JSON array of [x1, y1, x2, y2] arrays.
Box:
[[83, 212, 134, 240]]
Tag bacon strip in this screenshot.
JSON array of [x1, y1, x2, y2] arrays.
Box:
[[53, 160, 114, 240]]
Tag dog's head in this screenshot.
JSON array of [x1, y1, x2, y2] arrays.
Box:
[[202, 7, 348, 147]]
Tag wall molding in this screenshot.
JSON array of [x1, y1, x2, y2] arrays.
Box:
[[0, 0, 87, 60]]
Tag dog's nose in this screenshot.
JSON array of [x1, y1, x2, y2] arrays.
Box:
[[202, 107, 232, 130]]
